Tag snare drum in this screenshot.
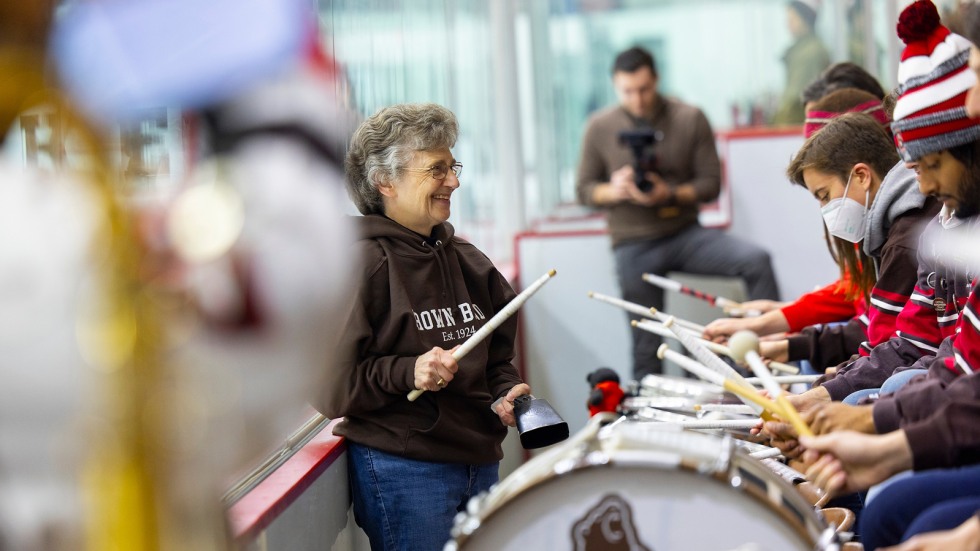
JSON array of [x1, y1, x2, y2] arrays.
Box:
[[447, 415, 838, 551]]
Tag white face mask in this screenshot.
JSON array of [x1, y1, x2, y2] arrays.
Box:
[[821, 170, 869, 243]]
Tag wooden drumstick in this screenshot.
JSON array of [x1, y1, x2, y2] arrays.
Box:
[[633, 318, 798, 374], [407, 269, 557, 401], [728, 330, 813, 438], [655, 342, 785, 419]]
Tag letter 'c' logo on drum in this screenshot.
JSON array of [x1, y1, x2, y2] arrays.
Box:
[[571, 494, 652, 551]]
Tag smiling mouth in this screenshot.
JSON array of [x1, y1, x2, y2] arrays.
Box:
[[433, 194, 451, 201]]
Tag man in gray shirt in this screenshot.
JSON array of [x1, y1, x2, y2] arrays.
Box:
[[576, 46, 779, 379]]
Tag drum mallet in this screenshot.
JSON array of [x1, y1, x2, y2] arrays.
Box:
[[660, 317, 790, 422], [728, 330, 813, 438], [408, 269, 556, 401], [633, 318, 798, 374], [656, 343, 784, 420]]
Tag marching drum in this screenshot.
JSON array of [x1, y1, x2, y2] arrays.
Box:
[[447, 414, 838, 551]]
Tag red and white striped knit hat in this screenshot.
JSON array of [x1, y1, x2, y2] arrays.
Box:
[[891, 0, 980, 162]]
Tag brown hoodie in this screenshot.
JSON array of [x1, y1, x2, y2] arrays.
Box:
[[313, 215, 522, 464]]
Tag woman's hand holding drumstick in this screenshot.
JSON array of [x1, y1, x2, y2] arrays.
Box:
[[407, 269, 556, 401], [413, 346, 460, 393]]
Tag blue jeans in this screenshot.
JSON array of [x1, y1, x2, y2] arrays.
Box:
[[347, 442, 499, 551], [902, 497, 980, 541], [860, 464, 980, 550], [842, 369, 928, 405]]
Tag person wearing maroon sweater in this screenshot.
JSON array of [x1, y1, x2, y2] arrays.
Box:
[[761, 113, 939, 372], [704, 88, 891, 343], [801, 3, 980, 548], [765, 211, 977, 447]]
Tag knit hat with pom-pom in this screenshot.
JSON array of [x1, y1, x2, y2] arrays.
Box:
[[891, 0, 980, 162]]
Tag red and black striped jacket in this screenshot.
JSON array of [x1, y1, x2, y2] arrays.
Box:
[[821, 212, 972, 400]]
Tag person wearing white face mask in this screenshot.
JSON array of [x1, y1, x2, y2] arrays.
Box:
[[755, 113, 940, 395], [821, 168, 870, 243]]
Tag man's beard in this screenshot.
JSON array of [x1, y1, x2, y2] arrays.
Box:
[[954, 160, 980, 219]]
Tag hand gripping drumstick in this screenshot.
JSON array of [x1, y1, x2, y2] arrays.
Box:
[[661, 317, 757, 394], [658, 317, 786, 422], [407, 269, 557, 402], [728, 330, 813, 438], [587, 291, 705, 333], [654, 343, 784, 419], [631, 318, 798, 374], [642, 272, 742, 310]]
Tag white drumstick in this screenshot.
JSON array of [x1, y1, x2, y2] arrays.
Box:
[[407, 269, 557, 401], [748, 447, 784, 459], [660, 319, 789, 423], [588, 291, 657, 320], [633, 318, 798, 374], [694, 403, 757, 415], [671, 418, 761, 430], [587, 291, 704, 333], [655, 343, 766, 417], [648, 307, 707, 334], [728, 330, 813, 438], [661, 317, 755, 392], [744, 374, 820, 386], [642, 272, 741, 310]]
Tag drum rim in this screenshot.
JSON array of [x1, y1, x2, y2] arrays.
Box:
[[451, 447, 836, 549]]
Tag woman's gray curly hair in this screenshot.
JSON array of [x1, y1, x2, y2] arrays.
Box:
[[345, 103, 459, 215]]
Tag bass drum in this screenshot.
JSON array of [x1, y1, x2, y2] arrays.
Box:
[[447, 415, 838, 551]]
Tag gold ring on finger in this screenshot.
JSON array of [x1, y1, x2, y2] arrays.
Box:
[[437, 378, 446, 387]]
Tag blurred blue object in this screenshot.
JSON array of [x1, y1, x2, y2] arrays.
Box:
[[52, 0, 311, 124]]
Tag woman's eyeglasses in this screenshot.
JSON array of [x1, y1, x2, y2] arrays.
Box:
[[404, 162, 463, 180]]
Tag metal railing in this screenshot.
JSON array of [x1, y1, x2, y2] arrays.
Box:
[[221, 412, 331, 505]]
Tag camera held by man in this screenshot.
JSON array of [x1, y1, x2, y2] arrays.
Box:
[[618, 128, 675, 208]]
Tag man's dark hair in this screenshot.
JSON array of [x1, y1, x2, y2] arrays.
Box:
[[947, 140, 980, 219], [801, 62, 886, 105], [966, 3, 980, 47], [801, 78, 830, 106], [612, 46, 657, 77]]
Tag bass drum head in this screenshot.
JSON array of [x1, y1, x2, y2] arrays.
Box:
[[455, 460, 817, 551]]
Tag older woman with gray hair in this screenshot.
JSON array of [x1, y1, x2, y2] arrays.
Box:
[[315, 103, 531, 550]]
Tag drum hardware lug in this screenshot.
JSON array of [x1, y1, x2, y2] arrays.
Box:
[[730, 474, 744, 491]]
